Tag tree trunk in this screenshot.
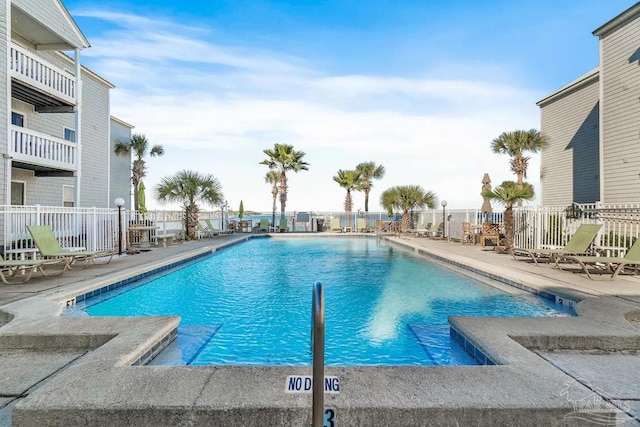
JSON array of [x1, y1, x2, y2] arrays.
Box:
[[401, 210, 412, 232], [133, 185, 139, 213], [132, 176, 139, 213], [345, 190, 352, 227], [504, 206, 514, 254], [279, 172, 287, 220], [185, 203, 200, 240], [364, 189, 370, 212], [271, 184, 278, 227], [516, 172, 524, 207], [511, 156, 527, 207]]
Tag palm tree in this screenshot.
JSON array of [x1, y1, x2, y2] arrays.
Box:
[[491, 129, 547, 207], [155, 170, 224, 240], [483, 181, 535, 254], [264, 170, 280, 227], [380, 185, 437, 232], [333, 169, 362, 227], [260, 144, 309, 220], [355, 162, 385, 212], [380, 187, 398, 218], [114, 133, 165, 211]]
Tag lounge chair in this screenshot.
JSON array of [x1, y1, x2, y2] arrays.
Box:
[[513, 223, 602, 266], [27, 225, 114, 268], [356, 218, 368, 232], [279, 218, 288, 232], [197, 222, 212, 238], [430, 221, 443, 238], [411, 222, 432, 237], [557, 237, 640, 280], [0, 254, 67, 284], [204, 219, 225, 235], [331, 218, 342, 232], [259, 219, 270, 232]]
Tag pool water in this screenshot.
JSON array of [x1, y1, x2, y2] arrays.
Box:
[[78, 237, 573, 366]]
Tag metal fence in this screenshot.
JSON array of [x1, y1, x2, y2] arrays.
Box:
[[3, 203, 640, 259]]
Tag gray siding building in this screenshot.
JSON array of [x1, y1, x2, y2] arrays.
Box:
[[537, 70, 600, 206], [539, 2, 640, 206], [110, 117, 134, 210], [2, 0, 132, 208]]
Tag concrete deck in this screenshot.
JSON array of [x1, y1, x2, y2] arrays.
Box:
[[1, 233, 639, 426]]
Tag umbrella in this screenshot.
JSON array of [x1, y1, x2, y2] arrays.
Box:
[[239, 200, 244, 219], [138, 181, 147, 214], [481, 173, 492, 217]]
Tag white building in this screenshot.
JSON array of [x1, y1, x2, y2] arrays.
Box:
[[1, 0, 132, 210]]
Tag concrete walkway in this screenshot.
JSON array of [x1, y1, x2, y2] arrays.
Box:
[[1, 233, 639, 426]]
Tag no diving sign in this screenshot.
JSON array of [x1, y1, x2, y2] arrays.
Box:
[[285, 375, 340, 394]]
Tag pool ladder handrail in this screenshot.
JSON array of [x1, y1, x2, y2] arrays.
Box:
[[311, 281, 324, 427]]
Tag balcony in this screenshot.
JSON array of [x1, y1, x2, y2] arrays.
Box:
[[10, 126, 77, 176], [9, 43, 76, 108]]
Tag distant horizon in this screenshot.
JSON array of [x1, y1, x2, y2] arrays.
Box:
[[63, 0, 635, 212]]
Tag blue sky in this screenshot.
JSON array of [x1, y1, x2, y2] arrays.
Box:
[[65, 0, 634, 212]]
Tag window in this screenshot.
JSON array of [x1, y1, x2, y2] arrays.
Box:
[[11, 112, 24, 127], [63, 185, 74, 207], [63, 127, 76, 142], [11, 181, 25, 205]]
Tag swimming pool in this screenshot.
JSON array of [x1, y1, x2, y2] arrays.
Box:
[[75, 237, 573, 366]]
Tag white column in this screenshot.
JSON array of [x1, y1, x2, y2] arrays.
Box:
[[74, 48, 82, 207], [598, 38, 604, 204], [5, 0, 11, 206]]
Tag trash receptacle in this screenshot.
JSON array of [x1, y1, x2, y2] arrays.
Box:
[[316, 218, 325, 232]]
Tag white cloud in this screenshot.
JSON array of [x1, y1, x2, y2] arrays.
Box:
[[81, 10, 544, 213]]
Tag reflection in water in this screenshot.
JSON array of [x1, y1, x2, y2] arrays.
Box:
[[365, 262, 433, 343]]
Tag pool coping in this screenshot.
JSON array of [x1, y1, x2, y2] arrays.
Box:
[[3, 233, 640, 425]]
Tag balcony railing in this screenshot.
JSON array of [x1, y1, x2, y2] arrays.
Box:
[[10, 126, 77, 171], [9, 43, 76, 105]]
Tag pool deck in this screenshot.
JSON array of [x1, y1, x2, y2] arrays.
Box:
[[1, 233, 639, 426]]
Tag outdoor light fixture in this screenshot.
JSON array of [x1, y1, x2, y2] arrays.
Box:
[[114, 197, 125, 256], [441, 200, 447, 239], [272, 205, 277, 229], [222, 200, 229, 231]]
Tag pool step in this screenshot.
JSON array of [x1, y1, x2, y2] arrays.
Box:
[[408, 324, 479, 365], [148, 324, 220, 365]]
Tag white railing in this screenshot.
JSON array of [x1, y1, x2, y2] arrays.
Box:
[[2, 205, 118, 258], [9, 43, 76, 104], [310, 205, 640, 256], [3, 204, 640, 259], [10, 126, 77, 171]]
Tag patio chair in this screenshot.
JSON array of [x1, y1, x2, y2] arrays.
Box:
[[331, 218, 342, 232], [462, 222, 474, 244], [556, 237, 640, 280], [356, 218, 368, 232], [512, 223, 602, 266], [430, 221, 443, 238], [0, 254, 67, 284], [27, 225, 114, 268], [480, 222, 500, 247], [279, 218, 288, 232], [204, 219, 224, 235], [259, 219, 270, 232]]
